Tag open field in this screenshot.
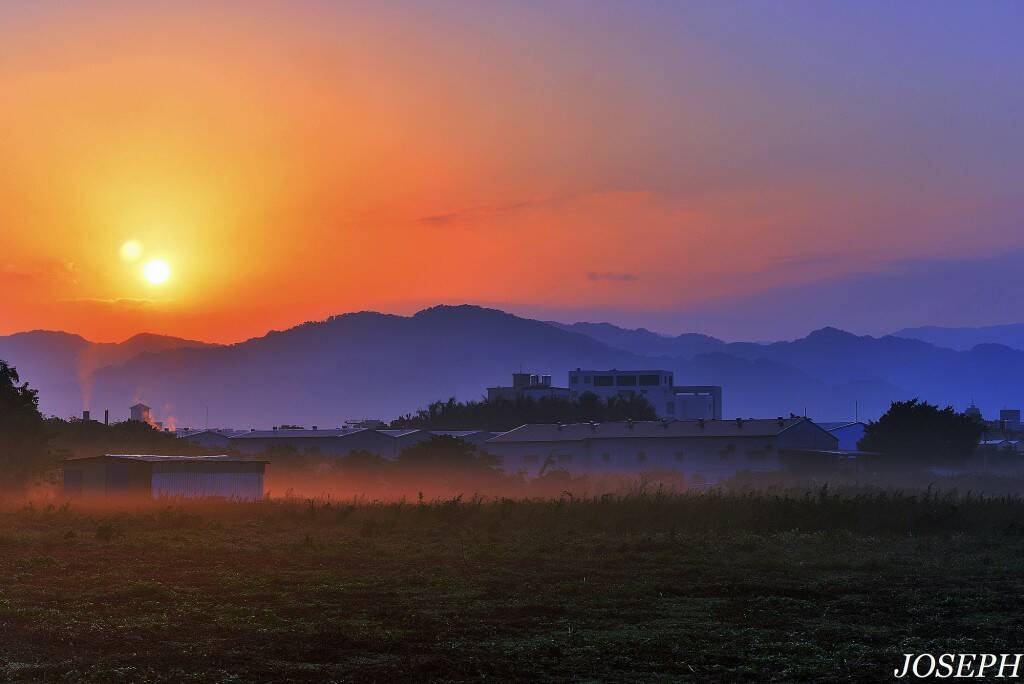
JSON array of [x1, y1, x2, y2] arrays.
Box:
[[2, 489, 1024, 682]]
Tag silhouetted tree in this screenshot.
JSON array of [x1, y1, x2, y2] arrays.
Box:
[[46, 416, 212, 461], [858, 399, 983, 466], [391, 392, 657, 431], [0, 361, 52, 487]]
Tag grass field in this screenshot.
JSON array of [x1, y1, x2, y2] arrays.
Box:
[[2, 488, 1023, 682]]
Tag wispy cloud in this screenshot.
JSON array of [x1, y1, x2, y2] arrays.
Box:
[[586, 271, 638, 283], [418, 198, 557, 227], [417, 190, 650, 227]]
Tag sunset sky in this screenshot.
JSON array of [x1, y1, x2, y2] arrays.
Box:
[[2, 1, 1022, 343]]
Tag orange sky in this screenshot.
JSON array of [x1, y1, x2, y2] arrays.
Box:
[[2, 2, 1021, 342]]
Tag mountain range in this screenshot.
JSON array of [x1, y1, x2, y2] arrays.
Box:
[[892, 324, 1024, 352], [1, 305, 1022, 428]]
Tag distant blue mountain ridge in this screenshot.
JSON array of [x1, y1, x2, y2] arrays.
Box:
[[1, 305, 1021, 428]]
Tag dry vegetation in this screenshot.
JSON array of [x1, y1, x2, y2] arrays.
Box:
[[1, 488, 1023, 682]]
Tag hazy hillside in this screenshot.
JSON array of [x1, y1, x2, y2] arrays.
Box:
[[893, 324, 1024, 351], [0, 331, 215, 419], [547, 321, 725, 359], [564, 322, 1024, 419], [3, 305, 1022, 428]]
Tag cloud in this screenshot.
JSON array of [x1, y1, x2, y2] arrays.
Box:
[[417, 198, 556, 227], [586, 271, 638, 283], [416, 190, 650, 227]]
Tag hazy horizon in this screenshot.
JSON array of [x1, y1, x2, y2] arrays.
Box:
[[7, 299, 1024, 348]]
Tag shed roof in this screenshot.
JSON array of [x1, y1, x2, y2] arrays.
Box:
[[63, 454, 268, 463], [487, 418, 818, 443]]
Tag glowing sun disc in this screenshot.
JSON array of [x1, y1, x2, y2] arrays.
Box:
[[142, 259, 171, 285]]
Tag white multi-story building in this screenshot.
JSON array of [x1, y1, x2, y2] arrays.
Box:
[[568, 369, 721, 419]]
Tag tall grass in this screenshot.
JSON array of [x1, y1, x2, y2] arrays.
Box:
[[7, 486, 1024, 540]]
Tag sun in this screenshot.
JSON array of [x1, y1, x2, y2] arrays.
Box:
[[142, 259, 171, 285]]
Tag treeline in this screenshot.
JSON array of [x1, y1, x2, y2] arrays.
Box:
[[390, 393, 657, 432]]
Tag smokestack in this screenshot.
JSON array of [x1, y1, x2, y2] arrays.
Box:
[[104, 409, 109, 426], [82, 410, 90, 422]]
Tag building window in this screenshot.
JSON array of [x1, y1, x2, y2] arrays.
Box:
[[558, 454, 573, 464], [594, 376, 614, 387], [616, 375, 637, 386], [666, 402, 675, 414], [639, 374, 659, 386], [571, 376, 578, 384], [636, 451, 647, 462], [584, 376, 592, 383], [601, 452, 611, 462], [524, 454, 539, 464]]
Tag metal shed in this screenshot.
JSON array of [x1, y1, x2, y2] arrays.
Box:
[[62, 454, 267, 501]]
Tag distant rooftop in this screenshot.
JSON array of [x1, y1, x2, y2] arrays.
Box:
[[817, 421, 866, 431], [376, 429, 423, 438], [488, 418, 817, 443], [232, 428, 368, 439]]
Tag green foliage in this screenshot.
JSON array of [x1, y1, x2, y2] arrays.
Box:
[[0, 361, 51, 488], [391, 392, 657, 431], [858, 399, 984, 465]]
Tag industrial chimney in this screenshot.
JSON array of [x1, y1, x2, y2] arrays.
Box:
[[82, 410, 90, 422], [104, 409, 109, 426]]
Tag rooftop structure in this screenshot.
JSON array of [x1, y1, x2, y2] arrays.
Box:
[[130, 403, 152, 423], [487, 372, 570, 403]]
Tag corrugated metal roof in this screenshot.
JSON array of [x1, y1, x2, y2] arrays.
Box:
[[817, 421, 866, 431], [176, 429, 248, 438], [487, 418, 813, 443], [63, 454, 267, 463], [376, 429, 423, 438], [231, 428, 368, 439], [429, 430, 489, 438]]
